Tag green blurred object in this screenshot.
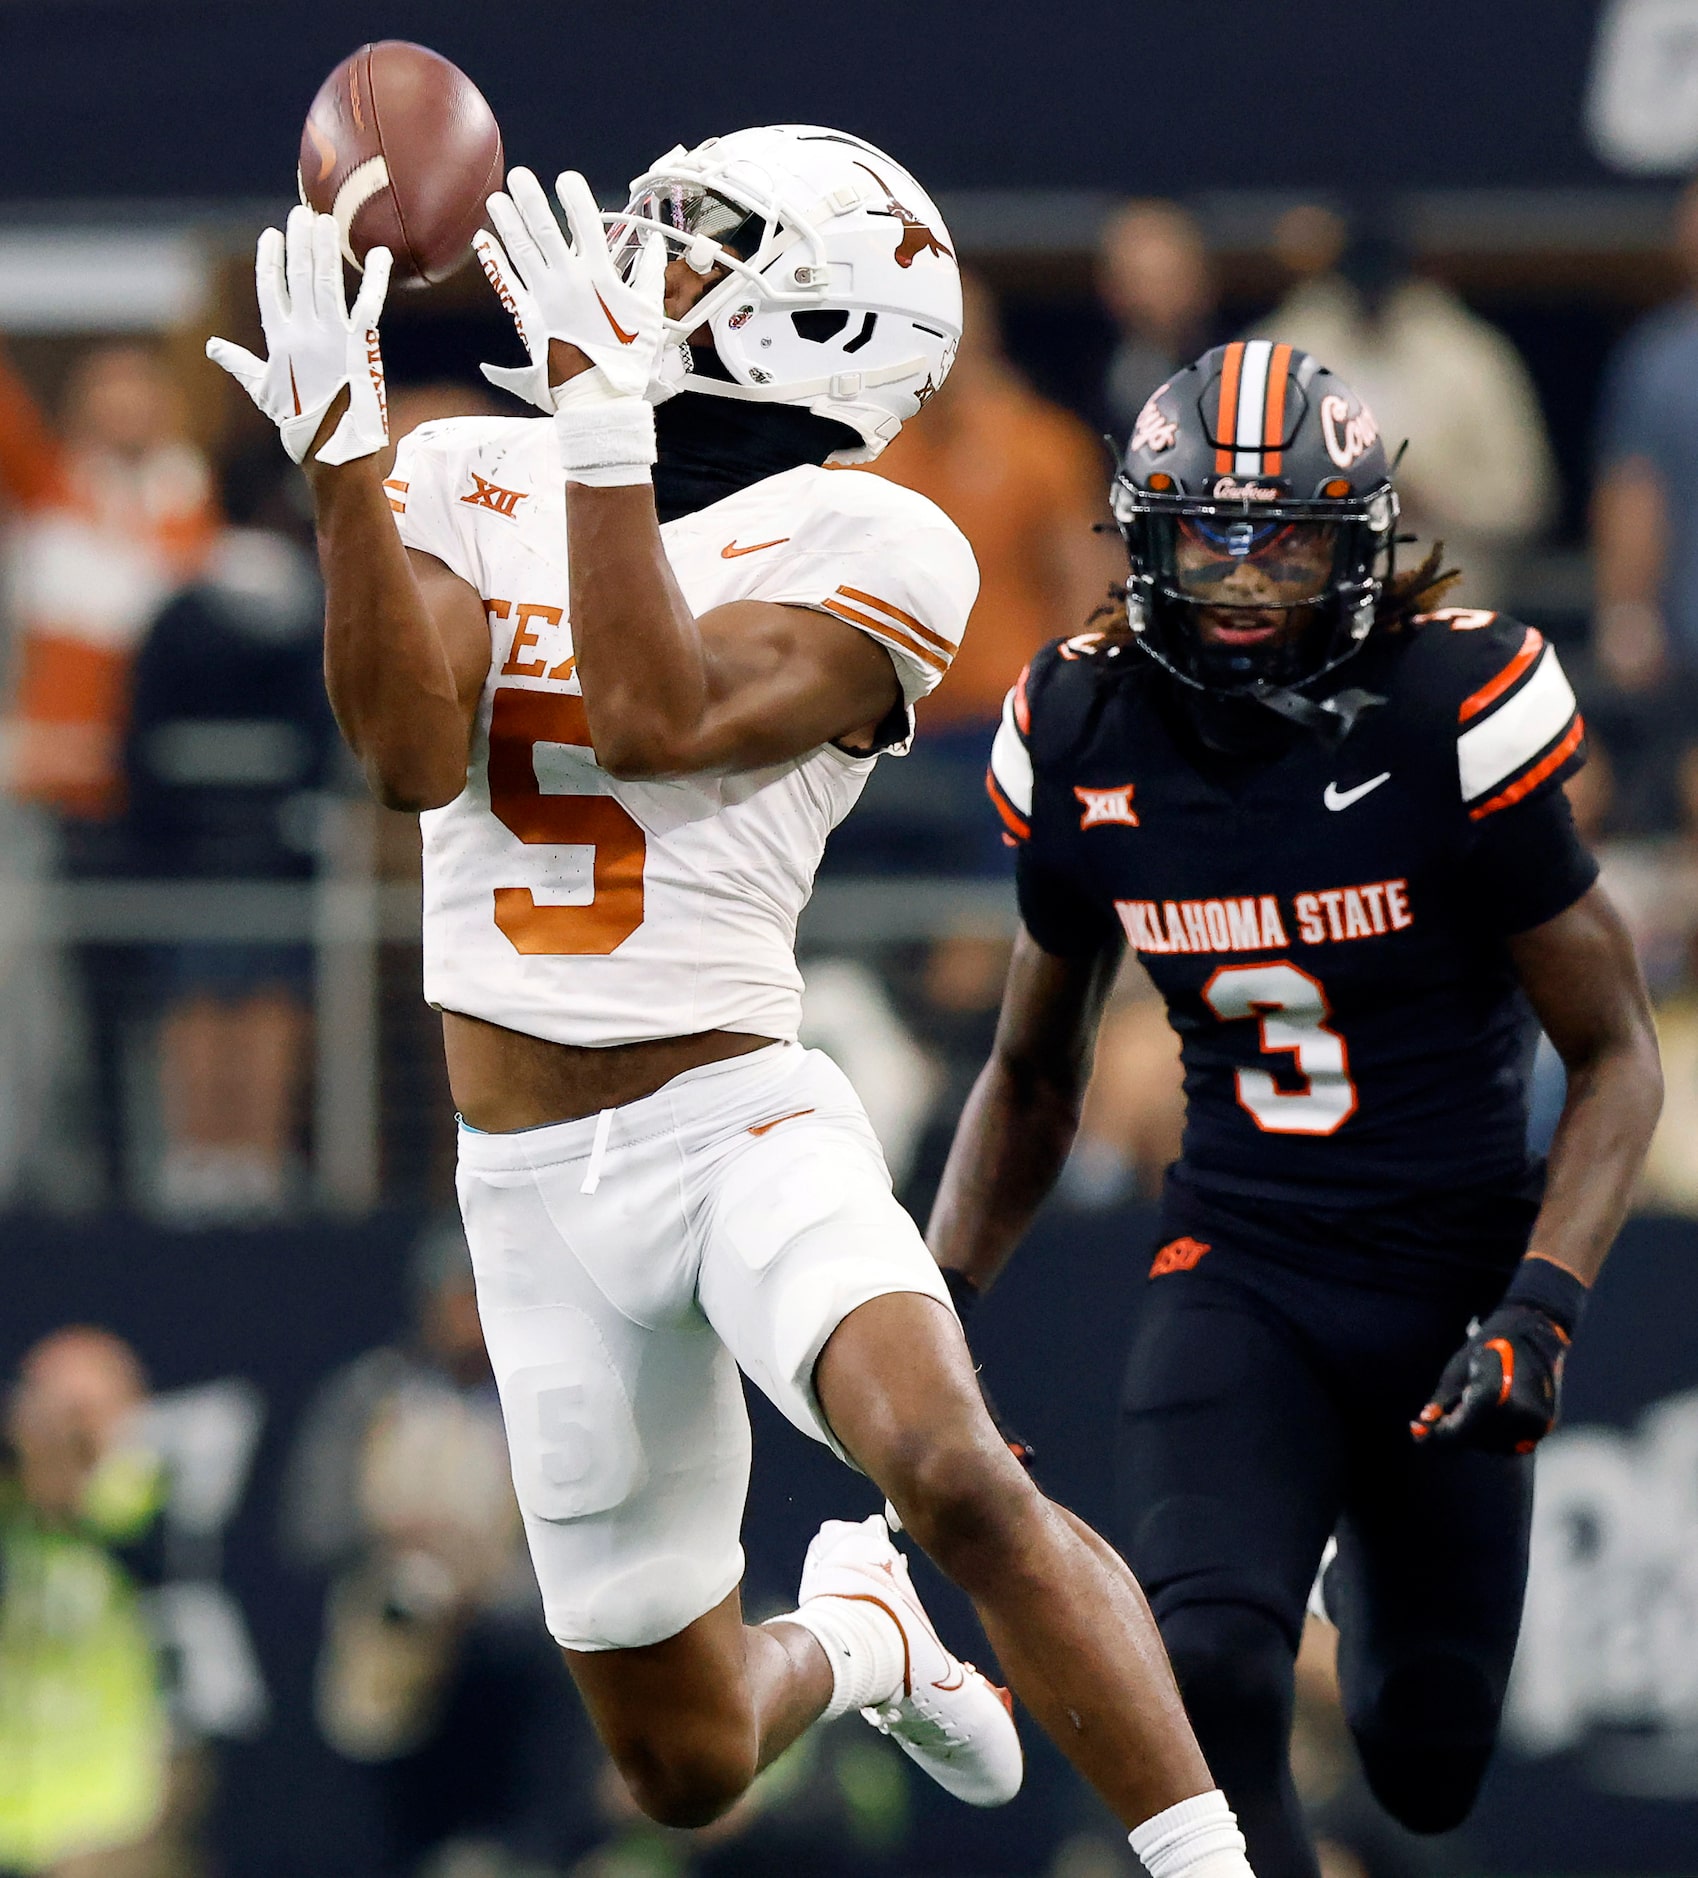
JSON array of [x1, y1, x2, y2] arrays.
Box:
[[834, 1734, 911, 1854], [0, 1447, 168, 1872]]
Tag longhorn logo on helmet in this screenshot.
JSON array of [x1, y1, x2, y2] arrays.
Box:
[[854, 162, 954, 268]]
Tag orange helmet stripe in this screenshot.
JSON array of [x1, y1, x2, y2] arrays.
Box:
[[1213, 341, 1244, 473], [1262, 342, 1293, 476]]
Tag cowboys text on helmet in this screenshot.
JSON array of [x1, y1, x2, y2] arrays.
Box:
[[1113, 341, 1399, 708]]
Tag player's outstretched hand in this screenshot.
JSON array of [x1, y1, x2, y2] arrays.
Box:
[[206, 207, 391, 466], [476, 167, 668, 409], [1411, 1303, 1571, 1455]]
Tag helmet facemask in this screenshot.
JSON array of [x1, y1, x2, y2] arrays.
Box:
[[1112, 345, 1402, 736], [605, 174, 821, 334], [1115, 478, 1398, 699]]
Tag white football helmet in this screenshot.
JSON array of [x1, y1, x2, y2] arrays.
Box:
[[605, 124, 961, 464]]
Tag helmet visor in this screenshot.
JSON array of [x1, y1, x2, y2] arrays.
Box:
[[1173, 516, 1340, 608], [607, 184, 767, 280]]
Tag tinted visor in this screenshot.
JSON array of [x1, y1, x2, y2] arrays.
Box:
[[1173, 516, 1339, 607], [607, 184, 767, 279]]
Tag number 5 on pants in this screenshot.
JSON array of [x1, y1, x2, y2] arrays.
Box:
[[1201, 961, 1357, 1135]]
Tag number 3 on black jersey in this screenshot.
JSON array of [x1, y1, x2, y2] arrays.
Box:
[[1201, 962, 1358, 1135]]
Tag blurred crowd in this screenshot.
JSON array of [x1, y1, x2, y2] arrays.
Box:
[[839, 184, 1698, 1224], [4, 175, 1698, 1878], [7, 188, 1698, 1231], [0, 1327, 204, 1878], [0, 1232, 1039, 1878]]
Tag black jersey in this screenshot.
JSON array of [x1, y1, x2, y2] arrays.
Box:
[[989, 610, 1597, 1212]]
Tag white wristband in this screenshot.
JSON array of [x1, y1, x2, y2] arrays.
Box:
[[552, 369, 656, 487]]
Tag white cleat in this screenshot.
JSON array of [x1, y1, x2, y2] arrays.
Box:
[[799, 1514, 1023, 1807]]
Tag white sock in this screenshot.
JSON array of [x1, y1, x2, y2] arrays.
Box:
[[769, 1596, 907, 1721], [1131, 1790, 1252, 1878]]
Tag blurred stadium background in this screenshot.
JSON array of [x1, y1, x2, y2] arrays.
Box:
[[3, 2, 1698, 1873]]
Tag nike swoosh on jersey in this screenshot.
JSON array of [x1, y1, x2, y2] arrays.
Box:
[[747, 1107, 815, 1137], [594, 288, 638, 345], [1323, 772, 1391, 811], [721, 537, 791, 559]]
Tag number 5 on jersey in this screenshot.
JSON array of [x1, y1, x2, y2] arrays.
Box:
[[486, 688, 646, 955], [1202, 961, 1357, 1135]]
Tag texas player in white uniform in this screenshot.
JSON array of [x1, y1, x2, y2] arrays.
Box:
[[208, 124, 1257, 1878]]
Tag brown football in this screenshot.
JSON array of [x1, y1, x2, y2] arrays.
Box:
[[299, 41, 503, 290]]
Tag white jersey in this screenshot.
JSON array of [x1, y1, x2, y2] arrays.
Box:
[[389, 416, 979, 1047]]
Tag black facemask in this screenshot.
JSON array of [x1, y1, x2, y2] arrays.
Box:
[[651, 355, 861, 522]]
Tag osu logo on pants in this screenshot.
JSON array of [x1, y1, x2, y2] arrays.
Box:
[[1150, 1236, 1211, 1277]]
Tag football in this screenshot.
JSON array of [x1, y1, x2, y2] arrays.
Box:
[[298, 41, 503, 290]]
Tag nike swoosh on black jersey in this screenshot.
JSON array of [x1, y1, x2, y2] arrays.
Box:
[[1323, 773, 1391, 811]]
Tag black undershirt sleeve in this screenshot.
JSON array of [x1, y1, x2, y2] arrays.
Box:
[[1461, 784, 1600, 935], [1015, 846, 1123, 957]]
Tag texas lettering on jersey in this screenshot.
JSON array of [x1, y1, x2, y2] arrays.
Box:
[[386, 414, 979, 1051]]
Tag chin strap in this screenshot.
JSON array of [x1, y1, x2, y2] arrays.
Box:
[[1248, 682, 1386, 744], [678, 354, 924, 403]]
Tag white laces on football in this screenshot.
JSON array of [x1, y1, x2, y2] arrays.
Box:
[[206, 206, 392, 466]]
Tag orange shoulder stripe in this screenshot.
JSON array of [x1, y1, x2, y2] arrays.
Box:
[[1459, 625, 1543, 723], [835, 586, 955, 655], [820, 597, 950, 673], [985, 767, 1030, 840], [1468, 715, 1585, 820]]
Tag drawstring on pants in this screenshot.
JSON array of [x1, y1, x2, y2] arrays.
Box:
[[580, 1107, 615, 1194]]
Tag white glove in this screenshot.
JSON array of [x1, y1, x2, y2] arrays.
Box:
[[476, 225, 691, 413], [476, 168, 669, 406], [472, 224, 552, 413], [207, 206, 391, 466]]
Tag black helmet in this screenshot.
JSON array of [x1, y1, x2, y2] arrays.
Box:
[[1112, 342, 1398, 735]]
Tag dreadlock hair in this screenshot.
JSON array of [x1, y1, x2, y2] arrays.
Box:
[[1081, 586, 1134, 638], [1376, 541, 1463, 630]]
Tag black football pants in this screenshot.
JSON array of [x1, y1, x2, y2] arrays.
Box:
[[1115, 1205, 1533, 1878]]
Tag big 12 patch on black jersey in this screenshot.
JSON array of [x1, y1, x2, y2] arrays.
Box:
[[989, 614, 1594, 1207]]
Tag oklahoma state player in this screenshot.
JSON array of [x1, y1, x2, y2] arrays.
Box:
[[207, 126, 1262, 1878], [933, 343, 1663, 1878]]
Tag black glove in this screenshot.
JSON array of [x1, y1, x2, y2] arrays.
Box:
[[943, 1268, 1036, 1472], [1411, 1255, 1586, 1455]]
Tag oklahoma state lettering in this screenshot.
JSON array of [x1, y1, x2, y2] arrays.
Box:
[[1116, 896, 1289, 955], [1116, 879, 1412, 956], [1293, 879, 1412, 944]]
